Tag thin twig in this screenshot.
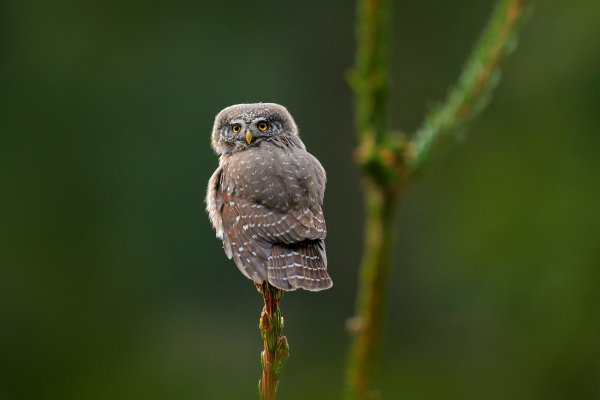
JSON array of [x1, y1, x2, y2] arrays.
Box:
[[257, 282, 288, 400]]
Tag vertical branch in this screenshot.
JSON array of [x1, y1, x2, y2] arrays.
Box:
[[258, 282, 289, 400], [346, 0, 529, 399], [349, 0, 391, 144], [346, 185, 400, 400], [347, 0, 402, 399]]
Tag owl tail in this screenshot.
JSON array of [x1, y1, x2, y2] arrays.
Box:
[[267, 240, 333, 292]]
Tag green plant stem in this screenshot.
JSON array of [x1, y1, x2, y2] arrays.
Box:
[[346, 0, 398, 399], [349, 0, 391, 144], [346, 185, 399, 400], [258, 282, 288, 400], [409, 0, 528, 174], [346, 0, 529, 399]]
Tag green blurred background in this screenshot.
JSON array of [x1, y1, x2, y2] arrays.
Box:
[[1, 0, 599, 399]]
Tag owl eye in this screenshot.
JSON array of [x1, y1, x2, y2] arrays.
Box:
[[231, 123, 242, 133], [257, 121, 268, 132]]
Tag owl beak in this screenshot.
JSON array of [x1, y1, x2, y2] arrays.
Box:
[[245, 130, 253, 144]]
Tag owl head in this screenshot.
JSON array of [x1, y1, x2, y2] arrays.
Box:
[[211, 103, 301, 155]]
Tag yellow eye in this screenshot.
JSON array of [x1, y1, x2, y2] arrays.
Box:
[[257, 121, 268, 132], [232, 124, 241, 133]]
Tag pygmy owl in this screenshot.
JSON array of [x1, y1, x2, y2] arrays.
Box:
[[206, 103, 332, 291]]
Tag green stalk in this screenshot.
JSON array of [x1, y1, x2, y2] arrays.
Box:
[[258, 282, 289, 400], [409, 0, 529, 174], [346, 0, 530, 399]]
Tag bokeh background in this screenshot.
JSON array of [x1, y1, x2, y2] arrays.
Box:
[[1, 0, 599, 399]]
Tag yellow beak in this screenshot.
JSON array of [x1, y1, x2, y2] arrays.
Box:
[[245, 130, 253, 144]]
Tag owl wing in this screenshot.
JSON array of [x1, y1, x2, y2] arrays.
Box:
[[206, 167, 224, 239], [220, 191, 331, 291], [220, 190, 327, 278], [217, 147, 332, 291], [208, 167, 272, 283]]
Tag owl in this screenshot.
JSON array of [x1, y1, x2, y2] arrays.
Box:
[[206, 103, 332, 291]]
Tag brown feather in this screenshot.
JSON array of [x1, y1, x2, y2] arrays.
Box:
[[206, 104, 332, 291]]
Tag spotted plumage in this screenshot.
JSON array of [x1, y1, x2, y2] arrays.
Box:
[[206, 103, 332, 291]]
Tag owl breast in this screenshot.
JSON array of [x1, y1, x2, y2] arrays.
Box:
[[223, 142, 325, 212]]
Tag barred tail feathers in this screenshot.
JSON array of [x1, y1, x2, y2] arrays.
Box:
[[267, 240, 332, 291]]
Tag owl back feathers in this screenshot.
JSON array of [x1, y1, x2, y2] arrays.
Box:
[[207, 142, 332, 291]]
